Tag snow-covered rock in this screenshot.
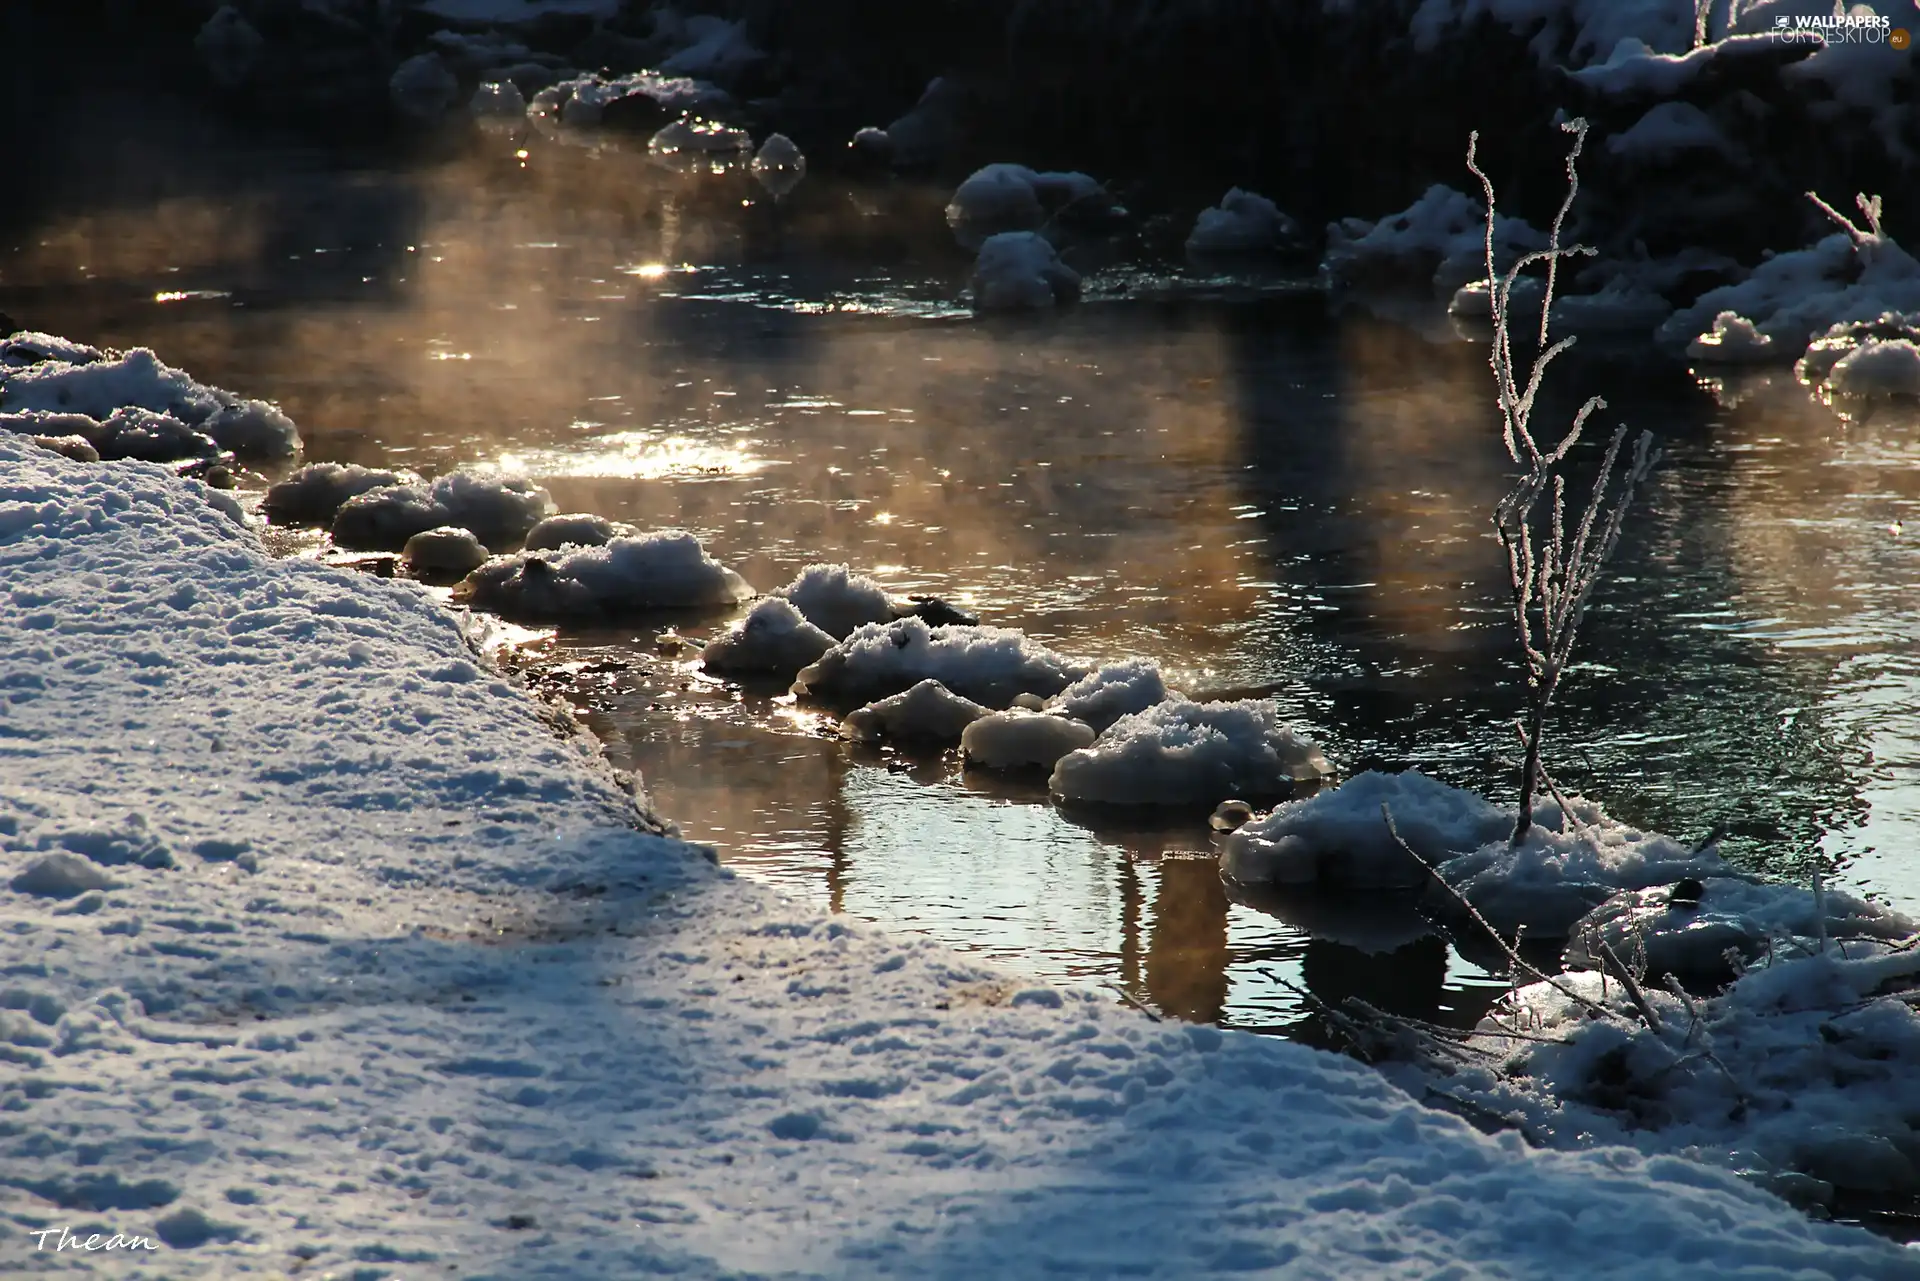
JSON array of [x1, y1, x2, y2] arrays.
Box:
[[330, 484, 452, 552], [0, 342, 299, 458], [1050, 699, 1333, 808], [1323, 184, 1545, 296], [402, 526, 490, 579], [1185, 189, 1303, 257], [700, 597, 835, 678], [1437, 807, 1727, 938], [1797, 313, 1920, 398], [330, 471, 550, 553], [751, 133, 806, 199], [523, 512, 632, 551], [456, 531, 752, 622], [648, 117, 754, 172], [1686, 311, 1775, 363], [263, 462, 410, 527], [1447, 274, 1548, 322], [1562, 877, 1917, 985], [791, 617, 1088, 710], [841, 679, 991, 745], [971, 232, 1081, 312], [390, 53, 460, 123], [1222, 769, 1517, 888], [946, 165, 1123, 246], [769, 563, 897, 639], [1604, 101, 1733, 163], [1043, 658, 1176, 734], [1548, 278, 1672, 335], [470, 78, 527, 118], [528, 72, 731, 135], [960, 709, 1097, 772], [195, 4, 264, 89]]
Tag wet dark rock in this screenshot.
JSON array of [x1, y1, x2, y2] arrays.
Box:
[[897, 596, 979, 627]]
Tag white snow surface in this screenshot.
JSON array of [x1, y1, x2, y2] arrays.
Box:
[[1829, 338, 1920, 397], [522, 511, 631, 551], [770, 562, 897, 639], [1, 439, 1914, 1275], [970, 232, 1082, 312], [1049, 699, 1334, 808], [840, 679, 992, 745], [791, 617, 1089, 710], [1659, 228, 1920, 356], [1687, 311, 1777, 363], [456, 530, 753, 621], [1322, 184, 1545, 296], [263, 462, 413, 527], [700, 596, 835, 678]]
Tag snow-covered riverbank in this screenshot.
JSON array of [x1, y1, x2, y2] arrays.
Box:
[[2, 437, 1916, 1276]]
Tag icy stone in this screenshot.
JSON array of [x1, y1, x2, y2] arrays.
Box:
[[331, 486, 454, 552], [11, 854, 119, 899], [98, 408, 219, 464], [971, 232, 1081, 312], [456, 531, 753, 622], [701, 597, 834, 678], [649, 118, 753, 171], [1549, 280, 1673, 335], [264, 463, 414, 527], [1829, 339, 1920, 397], [1045, 658, 1176, 734], [403, 527, 490, 579], [791, 617, 1087, 710], [1687, 311, 1776, 363], [961, 709, 1096, 772], [204, 398, 299, 458], [769, 563, 897, 640], [27, 435, 99, 462], [429, 472, 554, 548], [391, 54, 461, 123], [842, 679, 991, 745], [524, 513, 632, 551], [471, 79, 527, 117], [1050, 699, 1333, 808], [1186, 189, 1302, 257], [1323, 184, 1544, 296]]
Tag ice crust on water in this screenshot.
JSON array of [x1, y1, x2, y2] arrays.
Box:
[[0, 432, 1911, 1275], [1185, 188, 1301, 257], [263, 462, 414, 527], [402, 526, 490, 579], [840, 679, 991, 745], [961, 709, 1096, 771], [1044, 658, 1177, 734], [0, 341, 299, 458], [769, 562, 898, 639], [1049, 699, 1334, 808], [971, 232, 1082, 312], [456, 530, 753, 621], [700, 596, 835, 678], [791, 617, 1089, 710]]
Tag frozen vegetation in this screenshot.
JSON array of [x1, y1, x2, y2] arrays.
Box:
[[455, 530, 753, 621]]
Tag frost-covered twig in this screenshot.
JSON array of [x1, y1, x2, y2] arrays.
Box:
[[1808, 190, 1886, 249], [1598, 939, 1666, 1036], [1467, 120, 1660, 843]]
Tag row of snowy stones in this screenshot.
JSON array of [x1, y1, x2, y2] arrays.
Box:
[[269, 453, 1919, 990], [8, 330, 1907, 986]]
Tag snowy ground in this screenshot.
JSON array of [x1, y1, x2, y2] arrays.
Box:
[[3, 438, 1917, 1277]]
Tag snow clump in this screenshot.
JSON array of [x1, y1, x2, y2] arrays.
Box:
[[455, 530, 752, 622], [841, 679, 991, 745], [791, 617, 1088, 710], [960, 709, 1096, 771], [971, 232, 1081, 312], [1186, 189, 1302, 257], [700, 597, 835, 678], [1050, 699, 1333, 808], [263, 462, 414, 527], [770, 563, 898, 639]]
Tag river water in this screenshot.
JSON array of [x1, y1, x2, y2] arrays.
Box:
[[7, 99, 1918, 1039]]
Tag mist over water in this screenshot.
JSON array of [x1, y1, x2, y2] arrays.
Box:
[[7, 95, 1920, 1036]]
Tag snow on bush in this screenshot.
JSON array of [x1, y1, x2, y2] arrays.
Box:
[[1322, 184, 1545, 296], [0, 336, 299, 459], [791, 617, 1088, 710], [1186, 188, 1303, 257], [769, 563, 897, 639], [402, 526, 490, 579], [263, 460, 412, 526], [841, 679, 991, 745], [1049, 698, 1333, 808], [523, 512, 631, 551], [1043, 658, 1177, 734], [700, 596, 834, 678], [971, 232, 1082, 312], [961, 709, 1096, 771], [1222, 769, 1521, 887], [1561, 877, 1917, 986], [1660, 195, 1920, 358], [1685, 311, 1775, 363], [455, 530, 752, 622]]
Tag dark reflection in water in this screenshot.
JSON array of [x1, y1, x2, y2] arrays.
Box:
[[7, 90, 1919, 1035]]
